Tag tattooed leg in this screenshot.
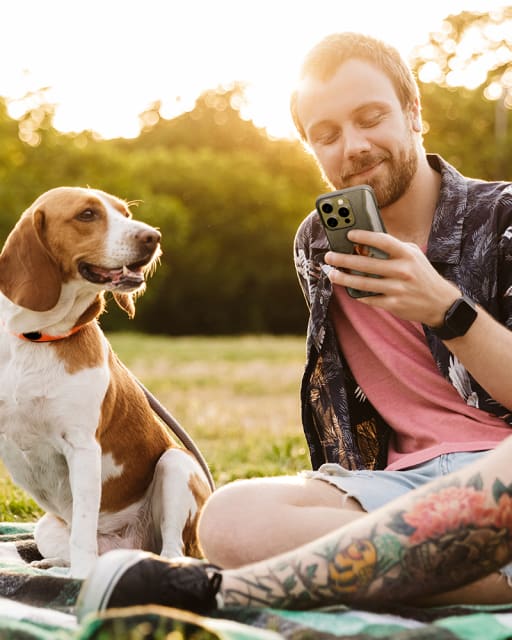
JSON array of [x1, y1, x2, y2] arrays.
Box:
[[219, 440, 512, 609]]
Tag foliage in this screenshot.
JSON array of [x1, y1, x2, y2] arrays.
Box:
[[419, 81, 511, 180], [411, 6, 512, 179], [1, 7, 512, 332], [411, 7, 512, 93], [0, 84, 321, 334]]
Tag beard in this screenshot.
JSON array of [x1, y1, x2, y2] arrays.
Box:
[[329, 135, 419, 208]]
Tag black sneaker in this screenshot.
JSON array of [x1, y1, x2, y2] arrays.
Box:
[[76, 549, 222, 621]]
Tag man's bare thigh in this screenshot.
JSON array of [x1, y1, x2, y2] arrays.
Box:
[[225, 474, 366, 512]]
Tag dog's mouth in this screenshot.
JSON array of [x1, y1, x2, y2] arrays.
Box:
[[78, 259, 149, 290]]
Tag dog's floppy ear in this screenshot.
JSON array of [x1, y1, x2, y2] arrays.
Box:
[[0, 208, 62, 311], [113, 292, 135, 319]]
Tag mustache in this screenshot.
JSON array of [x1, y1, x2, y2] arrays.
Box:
[[340, 153, 389, 182]]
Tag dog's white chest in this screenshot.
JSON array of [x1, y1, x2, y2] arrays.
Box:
[[0, 338, 109, 513], [0, 337, 108, 418]]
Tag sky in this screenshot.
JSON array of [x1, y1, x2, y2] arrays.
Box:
[[1, 0, 508, 140]]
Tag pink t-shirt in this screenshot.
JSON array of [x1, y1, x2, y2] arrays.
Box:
[[330, 285, 509, 470]]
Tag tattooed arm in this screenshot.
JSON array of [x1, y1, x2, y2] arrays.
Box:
[[219, 439, 512, 610]]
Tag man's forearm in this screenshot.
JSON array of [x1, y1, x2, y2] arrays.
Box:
[[442, 308, 512, 412]]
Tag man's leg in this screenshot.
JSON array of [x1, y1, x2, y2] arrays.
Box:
[[216, 442, 512, 608], [76, 439, 512, 620], [198, 475, 366, 568]]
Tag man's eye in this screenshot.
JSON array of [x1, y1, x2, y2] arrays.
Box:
[[359, 113, 385, 128], [76, 209, 97, 221], [313, 130, 339, 145]]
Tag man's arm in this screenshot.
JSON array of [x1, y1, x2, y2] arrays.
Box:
[[324, 230, 512, 412], [220, 437, 512, 609]]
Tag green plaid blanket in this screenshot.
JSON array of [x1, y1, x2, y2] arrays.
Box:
[[2, 522, 512, 639]]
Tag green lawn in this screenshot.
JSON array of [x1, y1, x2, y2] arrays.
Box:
[[0, 333, 310, 521]]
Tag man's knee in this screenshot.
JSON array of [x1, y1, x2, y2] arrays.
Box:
[[198, 481, 240, 538], [198, 475, 356, 549], [197, 475, 365, 568], [198, 479, 256, 565]]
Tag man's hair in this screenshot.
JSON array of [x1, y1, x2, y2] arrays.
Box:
[[290, 32, 419, 141]]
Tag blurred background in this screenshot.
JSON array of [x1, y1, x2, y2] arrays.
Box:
[[1, 1, 511, 336]]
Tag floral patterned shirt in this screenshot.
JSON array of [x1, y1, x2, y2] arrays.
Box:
[[294, 154, 512, 471]]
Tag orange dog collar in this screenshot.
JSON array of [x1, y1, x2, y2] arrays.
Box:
[[18, 325, 84, 342], [0, 320, 85, 343]]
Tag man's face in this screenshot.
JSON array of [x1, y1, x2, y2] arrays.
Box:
[[295, 58, 420, 207]]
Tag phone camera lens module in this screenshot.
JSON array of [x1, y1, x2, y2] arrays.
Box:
[[338, 207, 350, 217], [326, 217, 339, 228], [321, 203, 333, 214]]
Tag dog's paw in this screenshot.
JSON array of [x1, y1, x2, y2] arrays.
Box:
[[30, 557, 70, 570]]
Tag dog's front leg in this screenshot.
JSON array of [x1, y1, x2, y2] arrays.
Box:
[[64, 438, 102, 579]]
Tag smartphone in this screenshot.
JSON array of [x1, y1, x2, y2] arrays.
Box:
[[315, 185, 387, 298]]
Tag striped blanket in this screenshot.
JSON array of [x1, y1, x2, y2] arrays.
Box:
[[2, 522, 512, 639]]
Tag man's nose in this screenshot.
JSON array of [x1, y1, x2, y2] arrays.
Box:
[[341, 125, 372, 157]]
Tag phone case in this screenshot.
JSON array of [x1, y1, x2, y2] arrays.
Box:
[[315, 185, 387, 298]]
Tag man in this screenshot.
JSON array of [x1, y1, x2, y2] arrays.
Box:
[[77, 32, 512, 614], [197, 30, 512, 583]]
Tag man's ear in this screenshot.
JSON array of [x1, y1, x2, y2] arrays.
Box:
[[410, 98, 422, 133]]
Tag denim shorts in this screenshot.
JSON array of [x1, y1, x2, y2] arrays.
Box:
[[303, 451, 512, 581]]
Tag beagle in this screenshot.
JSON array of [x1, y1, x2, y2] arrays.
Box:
[[0, 187, 211, 578]]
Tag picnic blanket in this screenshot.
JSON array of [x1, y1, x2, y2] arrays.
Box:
[[2, 522, 512, 639]]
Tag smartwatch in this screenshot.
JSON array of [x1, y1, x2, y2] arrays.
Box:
[[430, 295, 478, 340]]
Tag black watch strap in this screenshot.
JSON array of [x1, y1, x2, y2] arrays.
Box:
[[430, 295, 478, 340]]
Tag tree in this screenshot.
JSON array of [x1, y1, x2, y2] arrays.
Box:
[[411, 7, 512, 178], [419, 81, 506, 180], [0, 85, 322, 335], [412, 7, 512, 92]]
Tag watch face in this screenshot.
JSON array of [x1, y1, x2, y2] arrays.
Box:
[[431, 295, 477, 340], [446, 296, 477, 335]]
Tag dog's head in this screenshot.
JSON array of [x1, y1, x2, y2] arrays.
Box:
[[0, 187, 161, 318]]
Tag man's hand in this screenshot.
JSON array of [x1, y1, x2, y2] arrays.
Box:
[[324, 229, 460, 327]]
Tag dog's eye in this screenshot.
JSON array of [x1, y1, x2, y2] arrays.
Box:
[[76, 209, 97, 222]]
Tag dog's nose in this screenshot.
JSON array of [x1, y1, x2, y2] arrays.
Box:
[[136, 228, 161, 250]]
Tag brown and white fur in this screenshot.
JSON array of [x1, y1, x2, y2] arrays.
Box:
[[0, 187, 211, 578]]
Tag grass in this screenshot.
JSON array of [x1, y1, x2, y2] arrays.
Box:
[[0, 333, 310, 521]]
